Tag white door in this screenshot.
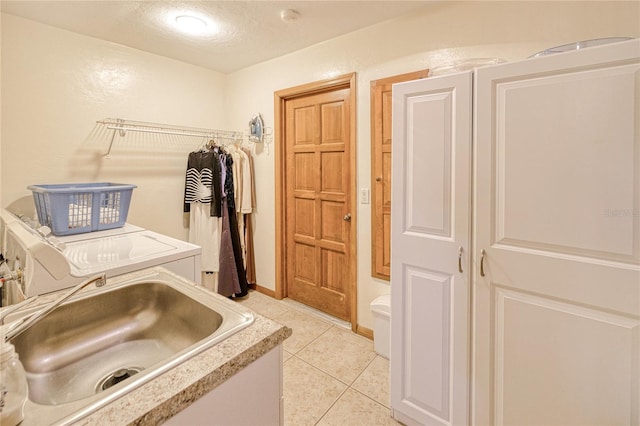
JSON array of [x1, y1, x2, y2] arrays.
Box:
[[391, 71, 472, 425], [473, 39, 640, 425]]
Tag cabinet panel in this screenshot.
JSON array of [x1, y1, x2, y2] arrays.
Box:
[[391, 71, 471, 426], [165, 346, 283, 426], [399, 265, 451, 420], [473, 39, 640, 425], [404, 91, 452, 238], [495, 288, 638, 426], [495, 65, 638, 262]]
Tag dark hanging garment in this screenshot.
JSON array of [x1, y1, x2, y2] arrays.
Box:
[[223, 154, 248, 297], [217, 153, 248, 298], [228, 202, 248, 297], [183, 150, 222, 217], [218, 197, 242, 297], [244, 214, 256, 285]]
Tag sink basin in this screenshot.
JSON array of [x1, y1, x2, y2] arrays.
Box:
[[4, 268, 254, 425]]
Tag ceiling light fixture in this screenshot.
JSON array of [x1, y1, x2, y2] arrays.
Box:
[[280, 9, 300, 23], [174, 14, 208, 34]]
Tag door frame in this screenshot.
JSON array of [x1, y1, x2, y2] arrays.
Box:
[[274, 72, 358, 331]]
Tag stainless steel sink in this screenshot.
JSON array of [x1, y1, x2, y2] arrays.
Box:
[[3, 269, 254, 425]]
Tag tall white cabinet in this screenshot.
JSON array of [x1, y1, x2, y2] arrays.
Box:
[[391, 39, 640, 426], [390, 70, 473, 425]]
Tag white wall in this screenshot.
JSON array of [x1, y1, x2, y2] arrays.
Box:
[[224, 1, 640, 329], [1, 13, 227, 239], [1, 1, 639, 330]]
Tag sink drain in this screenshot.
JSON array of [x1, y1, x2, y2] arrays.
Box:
[[97, 367, 143, 392]]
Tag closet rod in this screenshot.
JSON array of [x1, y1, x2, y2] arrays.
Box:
[[104, 125, 243, 139], [97, 118, 245, 138], [96, 118, 246, 156]]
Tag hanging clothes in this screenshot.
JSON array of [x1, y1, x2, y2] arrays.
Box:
[[218, 197, 241, 296], [184, 150, 222, 217], [188, 204, 221, 272], [218, 152, 248, 297], [241, 146, 257, 284], [184, 142, 254, 296], [244, 214, 256, 285], [184, 150, 223, 272]]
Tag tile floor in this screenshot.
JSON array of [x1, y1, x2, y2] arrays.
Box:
[[236, 290, 399, 426]]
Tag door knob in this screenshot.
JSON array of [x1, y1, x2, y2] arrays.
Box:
[[375, 176, 382, 182], [343, 213, 352, 222]]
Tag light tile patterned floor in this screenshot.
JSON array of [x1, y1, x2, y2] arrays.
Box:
[[236, 290, 399, 426]]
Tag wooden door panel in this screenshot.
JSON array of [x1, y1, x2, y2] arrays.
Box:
[[382, 214, 391, 269], [294, 107, 315, 144], [294, 198, 315, 238], [321, 101, 346, 144], [320, 152, 344, 193], [371, 69, 428, 280], [294, 243, 316, 282], [382, 152, 392, 206], [294, 153, 315, 190], [382, 90, 393, 145], [382, 150, 392, 271], [284, 85, 352, 321], [320, 201, 346, 243], [321, 249, 347, 292]]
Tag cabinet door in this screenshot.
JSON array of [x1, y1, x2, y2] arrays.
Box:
[[371, 69, 429, 280], [390, 71, 472, 425], [473, 39, 640, 425]]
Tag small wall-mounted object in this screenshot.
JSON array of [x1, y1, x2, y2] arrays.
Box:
[[248, 114, 264, 143]]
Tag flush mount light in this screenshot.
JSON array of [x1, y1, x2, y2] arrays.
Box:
[[280, 9, 300, 23], [175, 15, 208, 33]]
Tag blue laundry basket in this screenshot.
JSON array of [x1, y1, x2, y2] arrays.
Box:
[[28, 182, 136, 236]]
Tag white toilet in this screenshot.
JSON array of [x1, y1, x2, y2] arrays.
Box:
[[370, 294, 391, 359]]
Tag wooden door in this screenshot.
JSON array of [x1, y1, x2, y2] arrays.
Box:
[[390, 71, 472, 425], [281, 82, 354, 322], [371, 70, 428, 280], [473, 39, 640, 425]]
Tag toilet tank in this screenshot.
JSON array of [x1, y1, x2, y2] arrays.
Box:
[[370, 294, 390, 359]]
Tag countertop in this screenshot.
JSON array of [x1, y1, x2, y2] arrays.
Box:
[[85, 313, 290, 426], [8, 267, 291, 426]]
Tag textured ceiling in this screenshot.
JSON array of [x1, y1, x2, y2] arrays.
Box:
[[1, 1, 433, 74]]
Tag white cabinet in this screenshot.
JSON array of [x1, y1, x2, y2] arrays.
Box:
[[165, 345, 283, 425], [390, 71, 472, 425], [391, 38, 640, 426], [473, 39, 640, 426]]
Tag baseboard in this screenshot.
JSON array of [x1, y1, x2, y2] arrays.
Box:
[[356, 325, 373, 341], [251, 284, 372, 341], [254, 283, 277, 298]]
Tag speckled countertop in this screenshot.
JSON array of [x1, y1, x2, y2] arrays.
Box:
[[83, 314, 290, 426], [8, 267, 291, 426]]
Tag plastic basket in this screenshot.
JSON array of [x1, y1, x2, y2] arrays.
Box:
[[28, 182, 137, 236]]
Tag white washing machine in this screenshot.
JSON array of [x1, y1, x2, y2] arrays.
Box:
[[0, 208, 201, 303]]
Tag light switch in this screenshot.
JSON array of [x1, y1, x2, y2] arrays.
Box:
[[360, 188, 370, 204]]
